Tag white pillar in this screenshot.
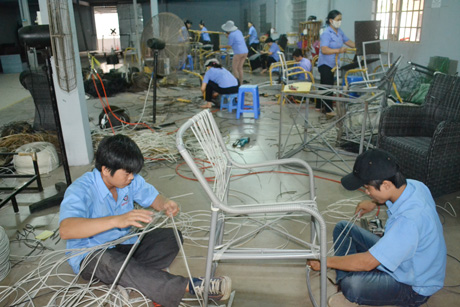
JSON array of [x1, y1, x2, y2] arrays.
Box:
[[40, 0, 94, 166], [150, 0, 159, 18], [18, 0, 31, 26], [133, 0, 142, 67]]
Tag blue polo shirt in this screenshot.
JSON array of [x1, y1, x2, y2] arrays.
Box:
[[269, 43, 280, 61], [369, 179, 446, 296], [59, 168, 159, 274], [228, 30, 248, 55], [201, 26, 211, 42], [248, 26, 259, 44], [179, 26, 188, 42], [318, 26, 350, 68], [203, 67, 238, 88], [296, 58, 312, 81]]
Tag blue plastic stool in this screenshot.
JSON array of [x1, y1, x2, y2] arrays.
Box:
[[343, 75, 364, 97], [236, 85, 260, 119], [220, 93, 239, 112]]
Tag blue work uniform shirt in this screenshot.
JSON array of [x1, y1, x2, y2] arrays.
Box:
[[228, 30, 248, 55], [318, 26, 350, 68], [248, 26, 259, 44], [369, 180, 446, 296], [179, 26, 189, 42], [201, 26, 211, 42], [268, 43, 281, 62], [296, 58, 312, 81], [59, 168, 159, 274], [203, 67, 238, 88]]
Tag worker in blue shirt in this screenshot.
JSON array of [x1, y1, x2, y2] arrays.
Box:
[[308, 149, 446, 307], [292, 49, 312, 81], [179, 19, 192, 43], [220, 20, 248, 85], [200, 58, 239, 108], [245, 21, 259, 56], [317, 10, 355, 116], [199, 20, 211, 44], [59, 135, 231, 307], [260, 37, 280, 74]]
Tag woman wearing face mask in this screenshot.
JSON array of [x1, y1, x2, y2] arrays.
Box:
[[317, 10, 355, 116]]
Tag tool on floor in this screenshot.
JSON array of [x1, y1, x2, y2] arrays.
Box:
[[237, 137, 250, 148]]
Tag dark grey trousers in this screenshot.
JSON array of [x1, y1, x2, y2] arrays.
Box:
[[81, 228, 189, 307]]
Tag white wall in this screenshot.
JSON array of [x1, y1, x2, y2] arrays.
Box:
[[333, 0, 459, 70], [251, 0, 459, 71], [333, 0, 374, 42], [391, 0, 459, 68]]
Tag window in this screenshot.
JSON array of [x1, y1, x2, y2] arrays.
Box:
[[292, 0, 307, 32], [372, 0, 424, 42], [260, 4, 267, 33]]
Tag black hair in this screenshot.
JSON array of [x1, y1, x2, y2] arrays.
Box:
[[326, 10, 341, 25], [207, 61, 222, 69], [95, 134, 144, 176], [185, 19, 192, 25], [199, 20, 205, 26], [367, 171, 407, 190], [292, 49, 303, 58], [248, 21, 254, 26]]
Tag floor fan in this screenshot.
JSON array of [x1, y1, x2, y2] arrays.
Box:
[[140, 12, 190, 123]]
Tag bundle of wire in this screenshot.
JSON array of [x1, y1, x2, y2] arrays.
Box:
[[0, 217, 170, 307], [92, 130, 180, 163], [0, 226, 10, 282], [0, 189, 372, 306]]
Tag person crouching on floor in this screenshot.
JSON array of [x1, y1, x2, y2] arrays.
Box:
[[200, 58, 239, 109]]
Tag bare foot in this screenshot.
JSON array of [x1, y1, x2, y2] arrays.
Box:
[[200, 102, 213, 108], [260, 69, 267, 74]]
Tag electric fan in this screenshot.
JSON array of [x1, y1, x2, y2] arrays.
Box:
[[140, 12, 190, 76], [139, 12, 190, 123]]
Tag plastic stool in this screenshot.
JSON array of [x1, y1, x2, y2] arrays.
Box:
[[220, 93, 239, 112], [343, 75, 364, 97], [236, 85, 260, 119]]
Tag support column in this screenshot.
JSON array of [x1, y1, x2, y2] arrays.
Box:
[[40, 0, 94, 166]]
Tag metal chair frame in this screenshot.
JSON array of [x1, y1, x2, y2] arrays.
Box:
[[176, 109, 327, 306]]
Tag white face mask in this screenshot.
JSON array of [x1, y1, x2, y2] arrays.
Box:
[[331, 20, 342, 29]]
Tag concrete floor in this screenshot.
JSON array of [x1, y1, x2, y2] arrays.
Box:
[[0, 65, 459, 307]]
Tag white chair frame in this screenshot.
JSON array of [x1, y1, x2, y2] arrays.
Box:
[[176, 109, 327, 306]]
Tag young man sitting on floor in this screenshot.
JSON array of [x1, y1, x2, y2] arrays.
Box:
[[308, 148, 446, 307], [59, 134, 231, 307]]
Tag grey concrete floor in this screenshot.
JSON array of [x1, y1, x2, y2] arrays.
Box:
[[0, 67, 459, 307]]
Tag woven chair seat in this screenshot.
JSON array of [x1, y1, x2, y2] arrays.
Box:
[[378, 73, 460, 197]]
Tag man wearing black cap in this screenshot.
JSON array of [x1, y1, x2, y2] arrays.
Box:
[[308, 149, 446, 307]]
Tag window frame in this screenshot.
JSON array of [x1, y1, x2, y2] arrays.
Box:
[[291, 0, 307, 32], [372, 0, 425, 43]]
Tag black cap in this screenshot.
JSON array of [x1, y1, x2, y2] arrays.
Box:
[[341, 149, 399, 191], [265, 37, 274, 43]]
